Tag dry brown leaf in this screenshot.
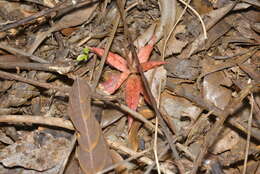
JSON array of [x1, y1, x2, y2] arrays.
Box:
[[68, 78, 113, 174]]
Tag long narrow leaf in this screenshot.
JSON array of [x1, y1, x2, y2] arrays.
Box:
[[68, 78, 113, 174]]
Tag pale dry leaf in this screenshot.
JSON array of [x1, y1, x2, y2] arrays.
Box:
[[203, 71, 232, 110]]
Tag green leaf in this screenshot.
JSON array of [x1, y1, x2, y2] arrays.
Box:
[[76, 48, 90, 61], [77, 54, 88, 61], [83, 48, 89, 55]]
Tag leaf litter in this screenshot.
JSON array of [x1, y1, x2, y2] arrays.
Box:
[[0, 0, 259, 173]]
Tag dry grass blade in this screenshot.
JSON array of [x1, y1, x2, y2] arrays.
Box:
[[69, 78, 113, 174]]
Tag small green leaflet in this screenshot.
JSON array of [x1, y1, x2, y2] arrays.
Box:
[[76, 48, 90, 61]]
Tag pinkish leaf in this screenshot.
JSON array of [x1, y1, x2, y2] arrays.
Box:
[[141, 61, 166, 71], [90, 47, 129, 72], [137, 36, 156, 63], [100, 71, 130, 94], [125, 75, 142, 128]]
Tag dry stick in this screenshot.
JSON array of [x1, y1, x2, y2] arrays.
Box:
[[0, 70, 70, 93], [154, 82, 162, 174], [97, 147, 153, 174], [0, 115, 74, 130], [0, 43, 48, 63], [144, 145, 170, 174], [115, 1, 184, 173], [191, 84, 254, 174], [107, 101, 163, 135], [242, 93, 254, 174], [92, 6, 121, 88], [107, 140, 175, 174], [177, 0, 207, 39], [0, 62, 73, 74]]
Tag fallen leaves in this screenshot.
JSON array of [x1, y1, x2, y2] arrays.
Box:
[[68, 78, 113, 174]]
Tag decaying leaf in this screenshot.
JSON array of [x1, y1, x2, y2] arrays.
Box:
[[68, 78, 113, 174]]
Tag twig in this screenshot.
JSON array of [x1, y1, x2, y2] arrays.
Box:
[[0, 115, 74, 130], [177, 0, 207, 40], [97, 147, 152, 174], [0, 2, 65, 32], [106, 101, 163, 135], [116, 1, 184, 173], [0, 43, 48, 63], [92, 11, 121, 88], [242, 93, 254, 174], [0, 62, 74, 74], [154, 82, 162, 174], [162, 0, 191, 60], [107, 140, 175, 174], [0, 70, 70, 93], [144, 145, 170, 174]]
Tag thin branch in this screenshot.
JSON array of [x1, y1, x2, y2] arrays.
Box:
[[0, 43, 48, 63], [0, 62, 74, 74], [177, 0, 207, 40], [162, 0, 191, 60], [107, 140, 175, 174], [97, 147, 152, 174], [0, 115, 74, 130], [242, 93, 254, 174], [92, 12, 121, 88], [0, 70, 70, 93]]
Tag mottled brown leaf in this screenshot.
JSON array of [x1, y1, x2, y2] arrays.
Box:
[[68, 78, 113, 174]]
